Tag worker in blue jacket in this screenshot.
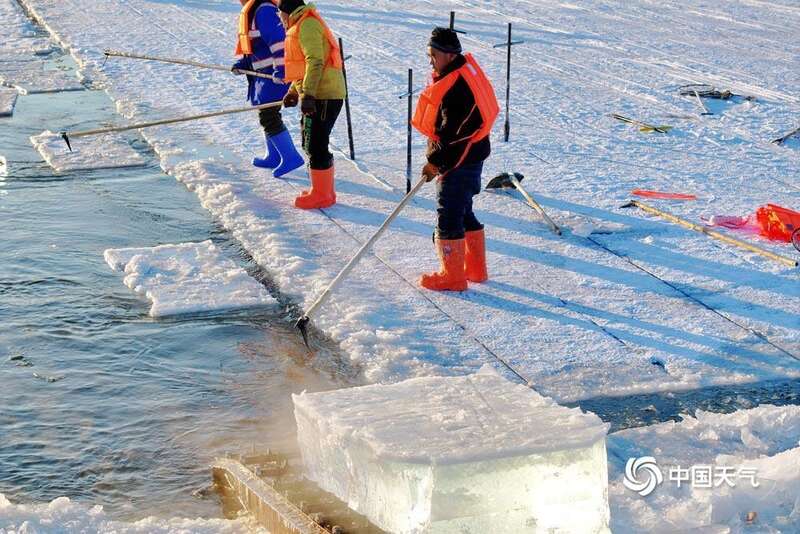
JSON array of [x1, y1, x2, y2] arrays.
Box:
[[233, 0, 304, 177]]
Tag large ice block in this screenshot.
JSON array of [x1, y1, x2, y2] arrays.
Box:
[[293, 370, 611, 533]]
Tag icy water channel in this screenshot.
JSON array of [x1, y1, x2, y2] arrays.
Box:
[[0, 77, 346, 521]]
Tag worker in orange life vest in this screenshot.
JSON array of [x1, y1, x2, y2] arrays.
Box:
[[411, 28, 500, 291], [277, 0, 346, 210], [233, 0, 304, 177]]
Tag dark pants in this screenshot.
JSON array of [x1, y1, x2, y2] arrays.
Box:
[[301, 99, 343, 170], [258, 107, 287, 137], [436, 161, 484, 240]]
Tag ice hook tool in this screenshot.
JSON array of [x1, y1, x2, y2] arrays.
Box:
[[296, 176, 429, 346], [103, 50, 280, 81], [59, 101, 283, 151]]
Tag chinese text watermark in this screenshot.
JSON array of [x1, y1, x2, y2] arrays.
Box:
[[623, 456, 759, 497]]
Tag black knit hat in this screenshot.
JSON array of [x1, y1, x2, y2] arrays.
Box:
[[278, 0, 304, 14], [429, 27, 462, 54]]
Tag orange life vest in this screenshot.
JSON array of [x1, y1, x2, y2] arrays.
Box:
[[283, 8, 342, 83], [756, 204, 800, 242], [412, 53, 499, 146], [235, 0, 259, 56]]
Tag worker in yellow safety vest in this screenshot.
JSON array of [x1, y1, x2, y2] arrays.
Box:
[[277, 0, 346, 209]]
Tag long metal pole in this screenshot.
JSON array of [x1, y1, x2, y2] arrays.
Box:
[[504, 23, 512, 142], [338, 38, 355, 160], [623, 200, 798, 268], [509, 174, 561, 235], [611, 113, 670, 134], [692, 89, 712, 115], [406, 68, 413, 193], [103, 49, 279, 81], [296, 176, 429, 345], [61, 100, 283, 150]]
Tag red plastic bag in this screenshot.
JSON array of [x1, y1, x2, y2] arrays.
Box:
[[755, 204, 800, 242]]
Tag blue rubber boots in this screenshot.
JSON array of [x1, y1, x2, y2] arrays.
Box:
[[252, 130, 304, 178]]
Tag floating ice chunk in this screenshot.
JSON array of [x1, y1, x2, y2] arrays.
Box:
[[104, 240, 276, 317], [30, 130, 147, 172], [0, 88, 17, 117], [0, 155, 6, 176], [0, 64, 84, 94], [293, 373, 611, 533]]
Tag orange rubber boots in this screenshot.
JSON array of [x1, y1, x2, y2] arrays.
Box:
[[420, 238, 468, 291], [464, 229, 488, 283], [295, 166, 336, 209]]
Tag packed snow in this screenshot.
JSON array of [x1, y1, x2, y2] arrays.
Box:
[[294, 368, 610, 533], [104, 240, 277, 317], [608, 403, 800, 532], [14, 0, 800, 403], [30, 129, 148, 172], [0, 88, 17, 117], [0, 493, 260, 534]]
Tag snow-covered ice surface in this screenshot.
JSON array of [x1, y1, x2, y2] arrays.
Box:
[[0, 0, 82, 94], [12, 0, 800, 400], [0, 88, 17, 116], [0, 0, 41, 54], [0, 493, 260, 534], [0, 62, 84, 94], [294, 369, 610, 533], [30, 129, 147, 172], [104, 240, 277, 317], [608, 404, 800, 532]]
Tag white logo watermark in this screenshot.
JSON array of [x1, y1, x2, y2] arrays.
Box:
[[623, 457, 759, 497], [623, 456, 663, 496]]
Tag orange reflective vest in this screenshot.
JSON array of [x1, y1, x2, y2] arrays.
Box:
[[412, 53, 499, 147], [283, 8, 342, 82], [235, 0, 259, 56]]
